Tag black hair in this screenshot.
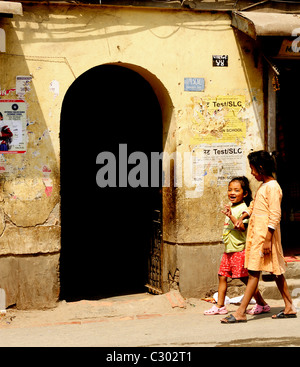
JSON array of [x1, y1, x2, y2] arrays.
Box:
[[229, 176, 253, 206], [0, 112, 3, 118], [247, 150, 276, 177]]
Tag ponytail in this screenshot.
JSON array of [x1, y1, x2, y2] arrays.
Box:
[[248, 150, 277, 177]]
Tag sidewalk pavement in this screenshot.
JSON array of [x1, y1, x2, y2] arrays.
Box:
[[0, 290, 299, 347]]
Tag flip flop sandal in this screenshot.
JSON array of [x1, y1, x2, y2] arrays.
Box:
[[221, 314, 247, 324], [272, 310, 297, 319]]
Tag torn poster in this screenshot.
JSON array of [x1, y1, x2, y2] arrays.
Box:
[[0, 100, 27, 153], [191, 143, 246, 187], [16, 76, 32, 98]]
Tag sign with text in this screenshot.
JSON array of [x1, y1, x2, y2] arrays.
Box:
[[0, 100, 27, 153], [213, 55, 228, 67], [184, 78, 205, 92]]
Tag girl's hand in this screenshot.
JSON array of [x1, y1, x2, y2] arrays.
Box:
[[263, 241, 272, 256], [235, 218, 243, 229], [235, 212, 249, 229], [263, 228, 274, 255], [221, 205, 232, 217]]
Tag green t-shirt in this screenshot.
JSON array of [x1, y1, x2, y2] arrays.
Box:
[[222, 201, 248, 253]]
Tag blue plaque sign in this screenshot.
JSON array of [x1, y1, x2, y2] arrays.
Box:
[[184, 78, 205, 92]]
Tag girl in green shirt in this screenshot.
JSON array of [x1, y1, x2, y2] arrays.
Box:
[[204, 176, 269, 315]]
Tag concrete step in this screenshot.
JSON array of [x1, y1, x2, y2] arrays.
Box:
[[260, 261, 300, 301], [285, 261, 300, 279], [262, 261, 300, 281], [259, 278, 300, 301], [227, 261, 300, 301]]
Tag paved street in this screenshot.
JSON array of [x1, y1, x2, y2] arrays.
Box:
[[0, 292, 299, 349]]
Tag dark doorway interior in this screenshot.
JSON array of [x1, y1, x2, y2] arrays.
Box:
[[60, 65, 162, 301], [276, 60, 300, 256]]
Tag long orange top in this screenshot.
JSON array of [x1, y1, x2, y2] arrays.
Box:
[[245, 180, 286, 275]]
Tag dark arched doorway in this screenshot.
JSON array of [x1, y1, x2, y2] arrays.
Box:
[[60, 64, 163, 301]]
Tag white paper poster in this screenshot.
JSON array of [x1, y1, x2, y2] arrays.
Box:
[[0, 100, 27, 153], [192, 143, 246, 187]]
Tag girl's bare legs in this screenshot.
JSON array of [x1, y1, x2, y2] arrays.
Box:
[[221, 271, 260, 322], [219, 275, 267, 308], [217, 275, 227, 307], [272, 274, 297, 317], [240, 276, 268, 307]]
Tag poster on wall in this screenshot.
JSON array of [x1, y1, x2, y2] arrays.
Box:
[[185, 96, 248, 198], [185, 142, 246, 199], [0, 100, 26, 154], [191, 143, 246, 187], [190, 95, 246, 145]]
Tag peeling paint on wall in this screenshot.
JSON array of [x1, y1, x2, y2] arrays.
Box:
[[189, 95, 247, 144], [49, 80, 59, 98], [0, 88, 15, 96], [42, 165, 53, 197]]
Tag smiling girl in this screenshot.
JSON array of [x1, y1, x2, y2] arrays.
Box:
[[204, 176, 268, 315]]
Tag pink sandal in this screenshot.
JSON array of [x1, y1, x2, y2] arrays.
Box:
[[204, 305, 228, 315], [246, 304, 271, 315]]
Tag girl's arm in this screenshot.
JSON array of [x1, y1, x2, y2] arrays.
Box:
[[222, 205, 247, 232], [235, 199, 254, 230], [263, 185, 282, 255], [267, 186, 282, 230], [235, 211, 249, 231]]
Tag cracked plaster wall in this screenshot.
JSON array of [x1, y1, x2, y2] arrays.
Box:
[[0, 4, 266, 306]]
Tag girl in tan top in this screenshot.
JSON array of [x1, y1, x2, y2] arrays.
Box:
[[221, 150, 297, 323]]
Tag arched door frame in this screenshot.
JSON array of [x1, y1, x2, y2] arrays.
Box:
[[60, 62, 174, 299]]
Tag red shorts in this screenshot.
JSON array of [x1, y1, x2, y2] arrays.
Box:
[[218, 250, 248, 278]]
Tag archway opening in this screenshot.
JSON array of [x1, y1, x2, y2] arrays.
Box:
[[60, 64, 163, 301]]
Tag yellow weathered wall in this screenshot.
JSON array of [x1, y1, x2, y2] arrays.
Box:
[[0, 4, 265, 306]]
